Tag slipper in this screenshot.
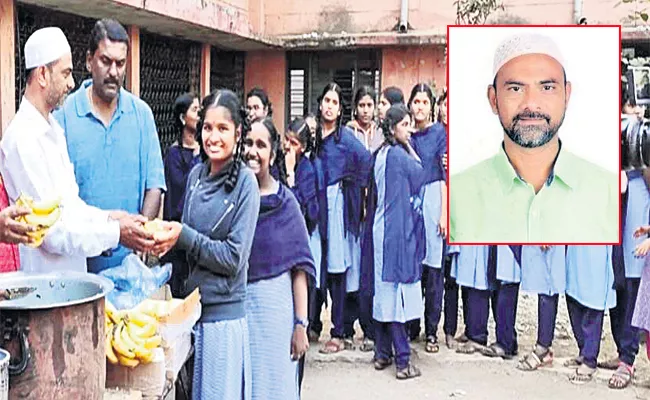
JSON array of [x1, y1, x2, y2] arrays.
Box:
[[569, 364, 597, 385]]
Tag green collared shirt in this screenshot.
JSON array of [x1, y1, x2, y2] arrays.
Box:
[[449, 143, 618, 243]]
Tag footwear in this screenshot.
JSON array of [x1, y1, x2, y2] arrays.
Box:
[[373, 356, 393, 370], [456, 340, 485, 355], [597, 357, 620, 370], [563, 355, 584, 368], [359, 337, 375, 352], [516, 346, 553, 371], [319, 338, 346, 354], [608, 362, 634, 390], [479, 343, 514, 360], [308, 330, 320, 343], [445, 334, 457, 350], [425, 336, 440, 353], [569, 364, 597, 385], [396, 363, 422, 380]]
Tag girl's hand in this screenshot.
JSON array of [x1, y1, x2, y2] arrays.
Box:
[[540, 245, 551, 252], [151, 221, 183, 257], [634, 225, 650, 238], [438, 214, 448, 239], [291, 324, 309, 361], [635, 238, 650, 258]]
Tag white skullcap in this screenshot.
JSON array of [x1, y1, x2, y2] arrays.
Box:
[[492, 32, 565, 79], [24, 27, 71, 69]]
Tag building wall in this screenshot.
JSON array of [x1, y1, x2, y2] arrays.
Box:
[[381, 46, 446, 96], [261, 0, 635, 36], [244, 50, 287, 132]]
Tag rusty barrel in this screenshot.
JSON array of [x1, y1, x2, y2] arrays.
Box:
[[0, 272, 114, 400]]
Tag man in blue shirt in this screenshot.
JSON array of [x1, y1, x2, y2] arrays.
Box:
[[54, 19, 166, 273]]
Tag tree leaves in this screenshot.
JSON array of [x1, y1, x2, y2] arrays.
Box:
[[454, 0, 505, 25]]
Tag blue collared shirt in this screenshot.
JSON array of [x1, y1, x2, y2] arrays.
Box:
[[53, 79, 166, 272]]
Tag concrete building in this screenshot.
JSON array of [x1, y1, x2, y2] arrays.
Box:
[[0, 0, 645, 150]]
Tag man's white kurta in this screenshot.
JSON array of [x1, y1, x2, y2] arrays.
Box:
[[0, 98, 120, 273]]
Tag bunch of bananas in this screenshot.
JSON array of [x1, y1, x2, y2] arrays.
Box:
[[14, 193, 62, 248], [105, 300, 162, 368]]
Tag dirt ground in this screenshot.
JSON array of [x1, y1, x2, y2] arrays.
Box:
[[301, 292, 650, 400]]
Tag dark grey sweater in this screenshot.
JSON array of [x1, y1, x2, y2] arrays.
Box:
[[178, 160, 260, 322]]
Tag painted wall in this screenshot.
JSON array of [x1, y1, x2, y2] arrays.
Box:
[[261, 0, 635, 36], [381, 46, 447, 97], [245, 50, 287, 132]]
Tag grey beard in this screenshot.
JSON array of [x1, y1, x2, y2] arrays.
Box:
[[502, 115, 564, 148]]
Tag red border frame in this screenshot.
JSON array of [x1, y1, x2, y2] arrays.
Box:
[[446, 24, 623, 246]]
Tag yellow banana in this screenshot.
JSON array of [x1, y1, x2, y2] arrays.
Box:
[[31, 197, 61, 215], [24, 207, 61, 228], [127, 310, 159, 328], [25, 235, 44, 248], [111, 325, 135, 359], [138, 349, 155, 364], [105, 300, 119, 324], [117, 354, 139, 368], [105, 330, 118, 365], [121, 324, 152, 360], [143, 335, 162, 350], [128, 321, 156, 339]]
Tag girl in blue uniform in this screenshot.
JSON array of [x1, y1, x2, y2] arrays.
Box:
[[284, 117, 323, 346], [245, 117, 316, 400], [361, 103, 424, 379], [408, 83, 448, 352], [517, 245, 566, 371], [565, 245, 616, 384], [455, 246, 520, 358], [600, 170, 648, 389], [314, 83, 373, 354], [152, 90, 260, 400]]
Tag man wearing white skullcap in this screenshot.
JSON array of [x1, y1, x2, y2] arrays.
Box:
[[0, 27, 154, 274], [449, 31, 618, 244]]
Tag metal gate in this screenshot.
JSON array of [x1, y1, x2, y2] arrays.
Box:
[[139, 30, 201, 153], [210, 48, 245, 100], [15, 4, 94, 108]]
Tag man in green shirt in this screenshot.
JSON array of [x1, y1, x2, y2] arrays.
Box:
[[449, 32, 618, 243]]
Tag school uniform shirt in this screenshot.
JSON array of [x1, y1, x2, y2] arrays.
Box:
[[314, 126, 372, 289], [291, 156, 322, 287], [411, 123, 447, 269], [0, 175, 19, 272], [53, 79, 166, 272], [451, 246, 490, 290], [450, 141, 618, 243], [0, 98, 120, 273], [520, 245, 566, 295], [365, 144, 425, 322], [565, 245, 616, 311], [622, 171, 650, 278], [163, 144, 200, 222]]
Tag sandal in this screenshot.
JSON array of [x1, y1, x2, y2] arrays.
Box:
[[445, 334, 457, 350], [456, 340, 484, 355], [563, 355, 584, 368], [343, 337, 356, 350], [373, 356, 393, 370], [308, 330, 320, 343], [480, 343, 514, 360], [319, 338, 346, 354], [396, 363, 422, 380], [569, 364, 597, 385], [425, 336, 440, 353], [360, 337, 375, 352], [516, 347, 553, 371], [608, 362, 634, 390], [597, 357, 620, 370]]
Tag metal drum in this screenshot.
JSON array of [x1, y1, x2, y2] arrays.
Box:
[[0, 271, 113, 400]]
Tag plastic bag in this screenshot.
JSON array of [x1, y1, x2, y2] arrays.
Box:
[[99, 253, 172, 310]]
